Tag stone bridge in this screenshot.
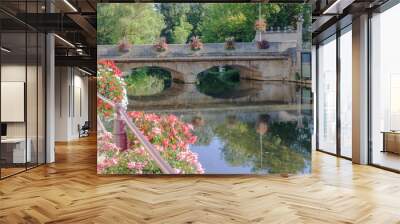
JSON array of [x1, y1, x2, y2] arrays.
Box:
[[98, 28, 307, 83]]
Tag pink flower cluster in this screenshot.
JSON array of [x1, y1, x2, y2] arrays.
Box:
[[126, 112, 205, 174], [97, 132, 122, 173], [98, 132, 120, 153], [127, 161, 148, 174], [96, 61, 205, 175], [97, 157, 119, 173], [97, 112, 204, 175], [177, 150, 204, 174]]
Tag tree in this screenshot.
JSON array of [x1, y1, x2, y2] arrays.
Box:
[[199, 3, 311, 43], [172, 17, 193, 44], [97, 3, 165, 45], [199, 3, 257, 43], [186, 3, 205, 39], [157, 3, 190, 44]]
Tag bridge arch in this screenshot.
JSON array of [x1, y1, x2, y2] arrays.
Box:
[[195, 65, 264, 99], [117, 63, 188, 83], [195, 63, 262, 81]]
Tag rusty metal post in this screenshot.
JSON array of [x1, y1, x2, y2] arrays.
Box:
[[113, 103, 127, 150]]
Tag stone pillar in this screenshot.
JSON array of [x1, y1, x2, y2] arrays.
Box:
[[184, 74, 197, 84], [352, 14, 369, 164]]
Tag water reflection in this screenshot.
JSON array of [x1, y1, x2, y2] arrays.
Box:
[[174, 110, 312, 174], [132, 81, 313, 174], [128, 81, 311, 111]]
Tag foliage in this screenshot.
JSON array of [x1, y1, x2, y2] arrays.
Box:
[[97, 3, 311, 45], [200, 4, 255, 43], [172, 17, 193, 44], [97, 3, 164, 44], [125, 67, 171, 96], [97, 60, 127, 118], [269, 118, 312, 157], [197, 66, 240, 97], [157, 3, 204, 42], [186, 4, 205, 40], [199, 3, 311, 43], [157, 3, 191, 44], [97, 112, 204, 174]]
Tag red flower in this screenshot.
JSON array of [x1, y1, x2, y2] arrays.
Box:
[[162, 139, 169, 147], [97, 60, 127, 118], [98, 60, 122, 77], [105, 104, 112, 110]]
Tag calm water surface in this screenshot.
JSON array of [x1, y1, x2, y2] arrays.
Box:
[[129, 81, 313, 174]]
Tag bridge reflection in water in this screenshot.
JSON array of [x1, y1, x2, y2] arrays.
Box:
[[128, 80, 313, 174], [129, 80, 311, 110]]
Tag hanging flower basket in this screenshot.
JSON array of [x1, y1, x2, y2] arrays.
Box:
[[257, 40, 270, 49], [154, 37, 168, 53], [117, 37, 132, 53], [254, 19, 267, 32], [189, 36, 203, 51], [224, 37, 235, 50]]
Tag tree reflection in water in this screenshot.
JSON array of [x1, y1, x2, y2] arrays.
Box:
[[212, 114, 311, 174], [191, 116, 214, 146]]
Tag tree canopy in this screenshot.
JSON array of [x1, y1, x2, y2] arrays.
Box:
[[97, 3, 164, 45], [97, 3, 311, 45], [199, 3, 311, 42]]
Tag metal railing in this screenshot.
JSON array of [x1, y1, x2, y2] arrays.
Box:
[[97, 94, 175, 174]]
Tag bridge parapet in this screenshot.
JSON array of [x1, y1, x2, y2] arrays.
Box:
[[98, 42, 296, 60]]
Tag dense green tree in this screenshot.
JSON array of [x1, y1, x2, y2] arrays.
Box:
[[97, 3, 311, 45], [199, 3, 311, 43], [125, 67, 171, 96], [196, 66, 240, 98], [97, 3, 164, 45], [186, 4, 205, 39], [156, 3, 191, 43], [172, 17, 193, 44], [199, 3, 257, 43]]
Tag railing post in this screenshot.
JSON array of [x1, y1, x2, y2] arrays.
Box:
[[113, 103, 127, 150]]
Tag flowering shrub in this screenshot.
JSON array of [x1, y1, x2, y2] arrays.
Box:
[[97, 60, 127, 118], [189, 36, 203, 51], [153, 37, 168, 52], [224, 37, 235, 50], [97, 131, 122, 173], [97, 112, 204, 174], [254, 19, 267, 32]]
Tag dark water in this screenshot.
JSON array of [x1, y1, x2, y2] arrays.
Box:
[[130, 81, 313, 174]]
